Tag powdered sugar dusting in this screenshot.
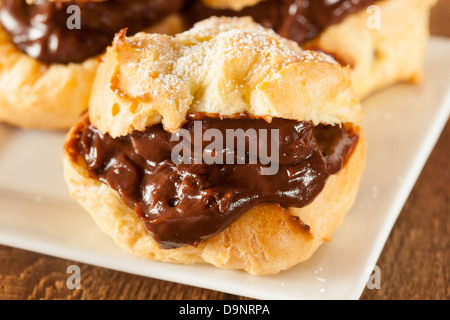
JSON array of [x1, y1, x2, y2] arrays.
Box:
[[91, 16, 356, 138]]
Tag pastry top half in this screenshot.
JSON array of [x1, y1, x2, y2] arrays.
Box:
[[90, 16, 361, 138]]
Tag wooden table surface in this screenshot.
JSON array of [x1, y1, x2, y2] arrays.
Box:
[[0, 1, 448, 300]]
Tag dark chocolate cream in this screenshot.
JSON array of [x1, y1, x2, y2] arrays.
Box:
[[185, 0, 375, 46], [0, 0, 185, 64], [66, 114, 359, 249]]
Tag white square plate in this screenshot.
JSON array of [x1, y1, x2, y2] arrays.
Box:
[[0, 37, 449, 300]]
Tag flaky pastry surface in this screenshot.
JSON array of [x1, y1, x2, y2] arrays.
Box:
[[89, 17, 361, 138]]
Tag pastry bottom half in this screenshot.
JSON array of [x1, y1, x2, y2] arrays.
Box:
[[63, 117, 366, 275]]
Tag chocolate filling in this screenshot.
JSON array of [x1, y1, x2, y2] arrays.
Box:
[[185, 0, 375, 46], [0, 0, 374, 64], [0, 0, 185, 64], [66, 114, 359, 249]]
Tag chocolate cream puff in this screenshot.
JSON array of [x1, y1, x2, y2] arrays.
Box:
[[0, 0, 186, 129], [184, 0, 438, 98], [63, 17, 366, 275]]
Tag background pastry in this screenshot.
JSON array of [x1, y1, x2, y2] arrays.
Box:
[[0, 0, 186, 129], [185, 0, 438, 98], [64, 17, 366, 275]]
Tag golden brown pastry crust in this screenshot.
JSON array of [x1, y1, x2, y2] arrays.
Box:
[[0, 24, 97, 130], [63, 115, 366, 275], [89, 17, 361, 138], [0, 13, 185, 130]]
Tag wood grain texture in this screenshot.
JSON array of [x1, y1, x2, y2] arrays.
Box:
[[0, 0, 448, 300]]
